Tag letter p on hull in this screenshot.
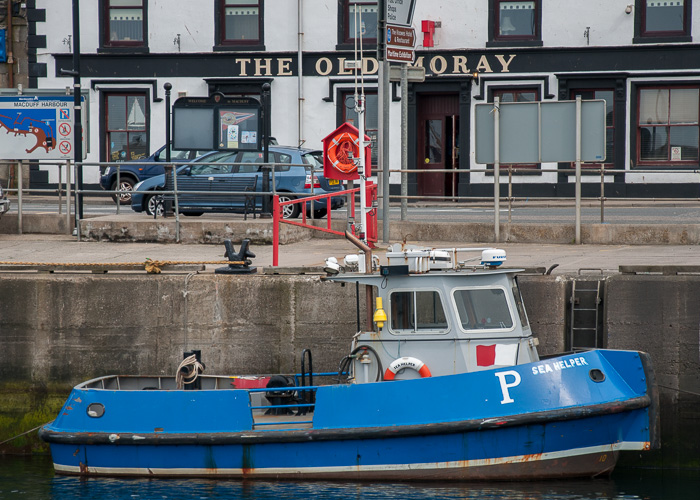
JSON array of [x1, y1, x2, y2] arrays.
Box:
[[495, 370, 521, 404]]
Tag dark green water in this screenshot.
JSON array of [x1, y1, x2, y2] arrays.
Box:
[[1, 455, 699, 500]]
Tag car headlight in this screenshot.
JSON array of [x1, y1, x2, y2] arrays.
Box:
[[133, 181, 144, 191]]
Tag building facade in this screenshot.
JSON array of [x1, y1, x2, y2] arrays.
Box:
[[22, 0, 700, 198]]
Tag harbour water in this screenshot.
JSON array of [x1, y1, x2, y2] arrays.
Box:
[[1, 456, 699, 500]]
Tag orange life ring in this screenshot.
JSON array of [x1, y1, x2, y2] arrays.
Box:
[[327, 132, 359, 174], [384, 357, 432, 381]]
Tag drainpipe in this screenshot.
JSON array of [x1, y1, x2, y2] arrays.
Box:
[[297, 0, 304, 147], [7, 0, 13, 88]]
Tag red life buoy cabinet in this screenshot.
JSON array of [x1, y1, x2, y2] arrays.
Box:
[[327, 132, 359, 174]]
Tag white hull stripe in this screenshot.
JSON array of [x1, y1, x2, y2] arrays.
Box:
[[54, 441, 649, 476]]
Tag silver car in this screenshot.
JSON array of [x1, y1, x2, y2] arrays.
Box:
[[0, 181, 9, 218]]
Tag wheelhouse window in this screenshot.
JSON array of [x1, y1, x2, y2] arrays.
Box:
[[641, 0, 689, 37], [343, 1, 378, 44], [390, 290, 448, 334], [102, 0, 146, 47], [489, 0, 541, 45], [453, 288, 514, 331], [218, 0, 263, 46], [342, 90, 378, 161], [637, 87, 699, 165], [490, 87, 539, 170], [104, 93, 148, 162], [571, 89, 615, 169], [512, 279, 529, 329]]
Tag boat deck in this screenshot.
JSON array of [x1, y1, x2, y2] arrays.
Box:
[[251, 410, 314, 430]]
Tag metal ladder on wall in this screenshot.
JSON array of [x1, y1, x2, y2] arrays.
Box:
[[569, 274, 605, 351]]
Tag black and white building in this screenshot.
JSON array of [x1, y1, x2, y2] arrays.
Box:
[[25, 0, 700, 198]]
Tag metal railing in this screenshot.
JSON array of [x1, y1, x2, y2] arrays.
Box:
[[3, 160, 700, 243], [1, 159, 332, 240]]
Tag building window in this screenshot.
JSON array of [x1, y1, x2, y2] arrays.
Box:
[[637, 87, 699, 165], [490, 87, 539, 170], [571, 89, 615, 169], [342, 90, 378, 161], [216, 0, 263, 48], [635, 0, 691, 42], [339, 1, 378, 47], [104, 93, 149, 162], [488, 0, 541, 46], [643, 0, 688, 35], [102, 0, 146, 48]]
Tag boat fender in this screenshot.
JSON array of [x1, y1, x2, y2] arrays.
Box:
[[384, 357, 432, 381]]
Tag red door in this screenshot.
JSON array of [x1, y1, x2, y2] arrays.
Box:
[[417, 94, 459, 197]]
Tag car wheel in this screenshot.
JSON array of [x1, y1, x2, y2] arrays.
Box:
[[111, 178, 137, 205], [278, 194, 300, 219], [145, 193, 164, 217]]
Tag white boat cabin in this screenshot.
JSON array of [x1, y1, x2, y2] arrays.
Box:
[[326, 245, 540, 383]]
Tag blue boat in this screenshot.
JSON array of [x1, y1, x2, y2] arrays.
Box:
[[40, 241, 659, 480]]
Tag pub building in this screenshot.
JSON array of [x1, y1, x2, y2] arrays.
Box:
[[26, 1, 700, 199]]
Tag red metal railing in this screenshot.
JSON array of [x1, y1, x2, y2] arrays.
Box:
[[272, 183, 377, 266]]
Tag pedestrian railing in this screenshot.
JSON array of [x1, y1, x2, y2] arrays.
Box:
[[3, 159, 700, 243]]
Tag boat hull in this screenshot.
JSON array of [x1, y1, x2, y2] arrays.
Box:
[[40, 350, 658, 480], [45, 413, 646, 480]]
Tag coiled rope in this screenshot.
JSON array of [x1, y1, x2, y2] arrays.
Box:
[[176, 354, 205, 389]]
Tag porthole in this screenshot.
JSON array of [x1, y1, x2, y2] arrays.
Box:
[[87, 403, 105, 418], [589, 369, 606, 383]]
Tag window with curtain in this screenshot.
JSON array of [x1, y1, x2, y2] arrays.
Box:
[[104, 0, 145, 47], [493, 0, 539, 41], [637, 87, 699, 164], [642, 0, 688, 36], [344, 1, 378, 44], [219, 0, 262, 45]]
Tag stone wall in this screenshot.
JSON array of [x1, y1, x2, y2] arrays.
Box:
[[0, 272, 698, 468]]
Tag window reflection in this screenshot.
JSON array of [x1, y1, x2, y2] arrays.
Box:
[[453, 288, 513, 331], [390, 290, 447, 333]]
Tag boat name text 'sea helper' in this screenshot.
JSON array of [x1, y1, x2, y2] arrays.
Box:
[[531, 356, 589, 376], [495, 356, 591, 404]]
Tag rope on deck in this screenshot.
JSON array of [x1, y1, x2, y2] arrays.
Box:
[[0, 259, 245, 274]]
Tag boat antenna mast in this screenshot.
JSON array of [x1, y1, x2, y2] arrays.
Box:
[[352, 4, 369, 245]]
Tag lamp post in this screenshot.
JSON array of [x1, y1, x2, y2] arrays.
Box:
[[163, 82, 173, 216], [71, 0, 82, 224], [261, 83, 271, 217]]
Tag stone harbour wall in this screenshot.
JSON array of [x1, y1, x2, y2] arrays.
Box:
[[0, 272, 698, 468]]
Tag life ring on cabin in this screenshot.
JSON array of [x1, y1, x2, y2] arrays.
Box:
[[384, 357, 432, 381], [327, 132, 359, 174]]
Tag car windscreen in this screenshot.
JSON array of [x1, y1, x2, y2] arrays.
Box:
[[303, 152, 323, 169]]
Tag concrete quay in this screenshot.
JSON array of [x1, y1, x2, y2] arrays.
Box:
[[0, 232, 699, 276], [3, 207, 700, 273]]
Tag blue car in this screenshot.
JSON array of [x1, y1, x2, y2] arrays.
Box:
[[100, 145, 211, 204], [131, 146, 345, 219]]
